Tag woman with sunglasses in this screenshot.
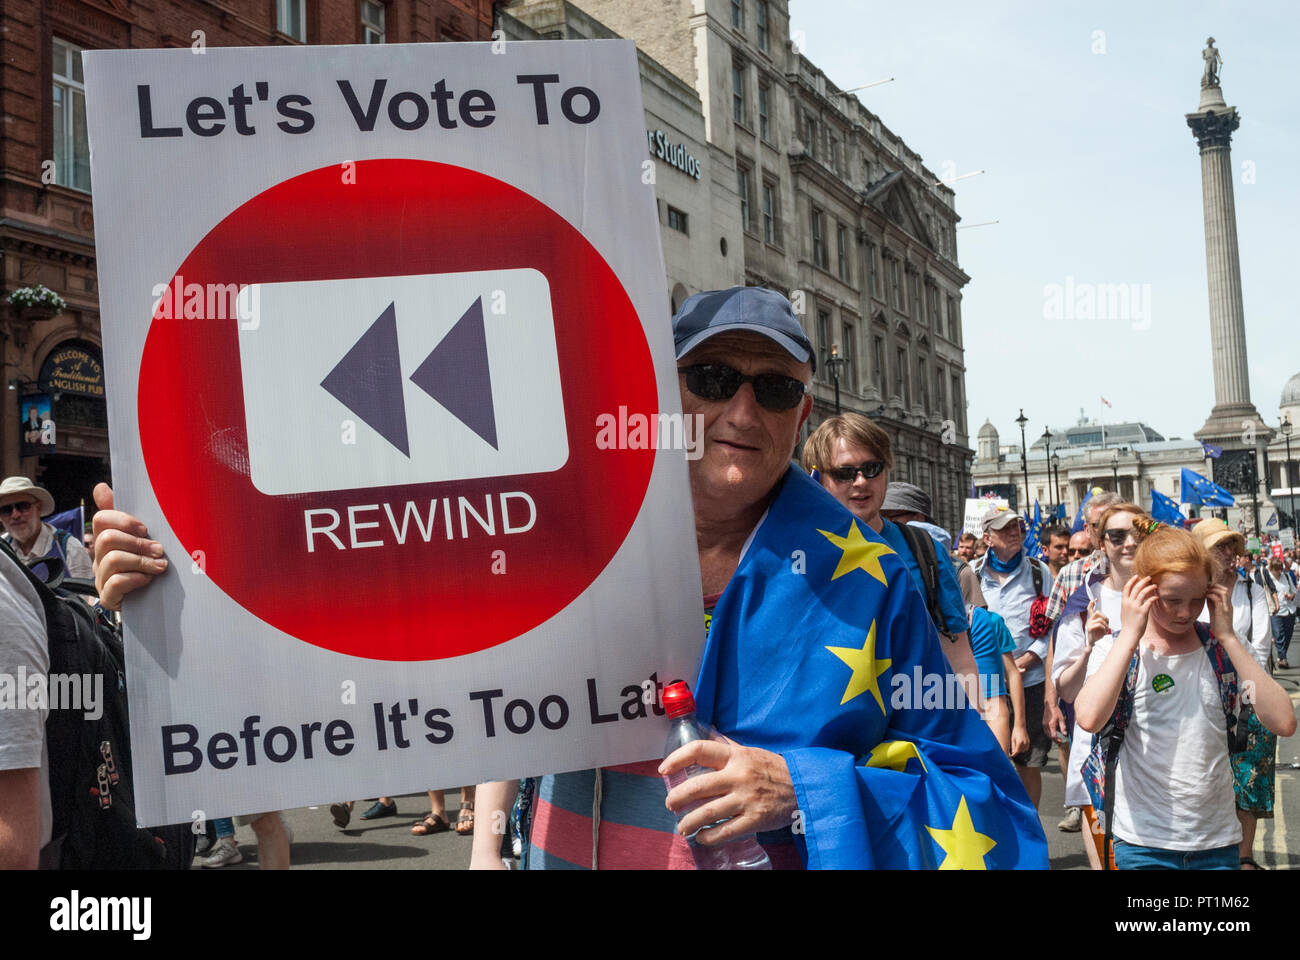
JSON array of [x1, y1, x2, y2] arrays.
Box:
[[800, 414, 981, 695], [1075, 525, 1296, 869], [1051, 502, 1145, 869], [1191, 520, 1275, 869]]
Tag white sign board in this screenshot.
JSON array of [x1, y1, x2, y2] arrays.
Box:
[[84, 41, 702, 826], [963, 497, 1008, 537]]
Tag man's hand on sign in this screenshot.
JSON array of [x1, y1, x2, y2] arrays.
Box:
[[659, 737, 797, 845], [92, 482, 167, 611]]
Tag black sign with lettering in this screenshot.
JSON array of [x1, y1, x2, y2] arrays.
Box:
[[39, 342, 105, 398]]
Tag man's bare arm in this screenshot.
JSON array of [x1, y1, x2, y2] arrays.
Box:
[[0, 768, 41, 870], [470, 779, 518, 869]]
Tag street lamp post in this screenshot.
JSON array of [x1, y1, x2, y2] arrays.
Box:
[[1051, 452, 1061, 519], [1041, 427, 1053, 515], [826, 343, 847, 416], [1249, 450, 1261, 537], [1016, 409, 1029, 513], [1284, 415, 1294, 530], [1111, 449, 1120, 491]]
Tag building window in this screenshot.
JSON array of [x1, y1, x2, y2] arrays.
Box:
[[757, 81, 771, 141], [829, 134, 840, 173], [756, 1, 769, 51], [897, 347, 910, 406], [909, 272, 921, 321], [732, 60, 747, 125], [917, 355, 929, 411], [731, 0, 744, 31], [836, 223, 849, 283], [841, 322, 858, 391], [936, 364, 947, 417], [762, 179, 781, 244], [816, 309, 832, 381], [802, 110, 818, 159], [361, 0, 385, 42], [927, 285, 938, 329], [737, 163, 754, 233], [888, 256, 901, 310], [51, 39, 90, 193], [947, 296, 959, 341], [811, 207, 827, 269], [873, 336, 886, 394], [667, 205, 689, 234], [278, 0, 306, 40], [951, 374, 963, 431]]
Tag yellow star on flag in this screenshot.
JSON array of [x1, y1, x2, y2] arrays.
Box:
[[865, 739, 928, 773], [825, 621, 891, 711], [817, 520, 894, 584], [926, 796, 997, 870]]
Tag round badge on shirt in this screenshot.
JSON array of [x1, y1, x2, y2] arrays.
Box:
[[1152, 673, 1175, 693]]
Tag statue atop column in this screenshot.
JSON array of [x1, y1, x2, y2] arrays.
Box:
[[1201, 37, 1222, 88]]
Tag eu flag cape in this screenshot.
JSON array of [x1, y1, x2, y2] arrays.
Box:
[[695, 466, 1048, 869]]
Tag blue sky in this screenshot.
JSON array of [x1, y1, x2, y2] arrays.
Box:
[[790, 0, 1299, 447]]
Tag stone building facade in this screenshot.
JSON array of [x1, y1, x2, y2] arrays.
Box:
[[973, 416, 1215, 531], [0, 0, 494, 511], [499, 0, 744, 314], [531, 0, 975, 534]]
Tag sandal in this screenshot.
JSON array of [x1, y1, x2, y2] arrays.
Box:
[[329, 802, 351, 829], [455, 801, 475, 835], [411, 813, 450, 835]]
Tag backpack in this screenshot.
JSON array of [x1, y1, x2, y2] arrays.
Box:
[[898, 522, 945, 633], [972, 552, 1050, 637], [0, 539, 195, 869], [1081, 622, 1245, 870]]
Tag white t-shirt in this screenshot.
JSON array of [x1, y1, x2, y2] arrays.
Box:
[[1263, 569, 1297, 617], [1054, 582, 1124, 807], [0, 549, 52, 850], [1085, 633, 1240, 851], [1196, 578, 1270, 669]]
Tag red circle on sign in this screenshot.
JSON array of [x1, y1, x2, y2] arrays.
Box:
[[138, 160, 658, 661]]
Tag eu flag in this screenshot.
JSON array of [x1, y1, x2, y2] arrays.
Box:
[[1024, 501, 1044, 560], [1180, 468, 1234, 507], [696, 466, 1048, 869], [1150, 490, 1186, 528], [1201, 441, 1223, 459], [47, 505, 84, 542], [1071, 487, 1095, 534]]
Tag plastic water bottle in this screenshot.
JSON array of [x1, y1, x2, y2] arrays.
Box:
[[661, 681, 771, 870]]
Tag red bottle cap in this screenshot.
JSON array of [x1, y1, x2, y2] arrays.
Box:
[[662, 681, 695, 718]]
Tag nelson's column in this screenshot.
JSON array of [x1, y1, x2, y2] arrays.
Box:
[[1187, 38, 1272, 533]]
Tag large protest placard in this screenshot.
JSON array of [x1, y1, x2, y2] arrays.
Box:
[[83, 41, 702, 826]]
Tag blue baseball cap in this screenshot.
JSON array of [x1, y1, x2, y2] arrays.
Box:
[[672, 286, 816, 373]]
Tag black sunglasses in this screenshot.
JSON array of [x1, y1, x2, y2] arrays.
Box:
[[678, 364, 808, 412], [1101, 528, 1135, 546], [0, 500, 36, 517], [825, 461, 886, 484]]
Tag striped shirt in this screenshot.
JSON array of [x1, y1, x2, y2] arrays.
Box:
[[1044, 549, 1107, 623], [523, 592, 801, 869]]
